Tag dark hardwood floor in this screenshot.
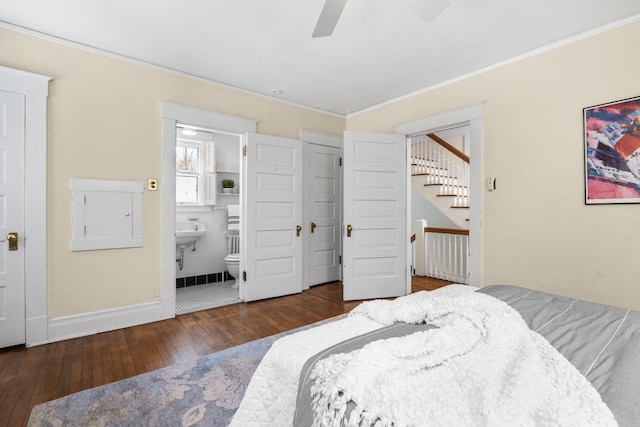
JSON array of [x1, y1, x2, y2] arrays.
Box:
[[0, 277, 451, 426]]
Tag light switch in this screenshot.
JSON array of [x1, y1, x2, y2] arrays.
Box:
[[487, 177, 497, 191]]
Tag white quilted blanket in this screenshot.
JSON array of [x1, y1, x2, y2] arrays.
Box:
[[310, 287, 618, 426], [229, 285, 474, 426], [229, 314, 384, 426]]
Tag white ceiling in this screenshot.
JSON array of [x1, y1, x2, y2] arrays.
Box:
[[2, 0, 640, 116]]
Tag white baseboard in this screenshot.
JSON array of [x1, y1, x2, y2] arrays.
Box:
[[46, 301, 174, 345]]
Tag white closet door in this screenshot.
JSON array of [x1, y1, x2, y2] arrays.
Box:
[[342, 131, 409, 301], [308, 144, 341, 286], [0, 90, 26, 347], [244, 133, 302, 301]]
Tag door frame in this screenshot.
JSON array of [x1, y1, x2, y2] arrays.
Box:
[[160, 102, 256, 317], [300, 130, 343, 290], [396, 104, 483, 286], [0, 66, 51, 346]]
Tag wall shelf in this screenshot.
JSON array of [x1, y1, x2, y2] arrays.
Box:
[[216, 163, 239, 174], [217, 163, 239, 198]]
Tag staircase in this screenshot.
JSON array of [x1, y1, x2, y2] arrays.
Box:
[[411, 133, 470, 229]]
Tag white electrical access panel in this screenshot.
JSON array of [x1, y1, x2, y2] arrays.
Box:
[[71, 179, 143, 251]]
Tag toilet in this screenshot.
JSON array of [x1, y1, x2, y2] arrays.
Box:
[[224, 252, 240, 289]]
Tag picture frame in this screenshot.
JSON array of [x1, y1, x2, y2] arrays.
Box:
[[584, 95, 640, 204]]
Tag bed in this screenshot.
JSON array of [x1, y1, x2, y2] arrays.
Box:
[[230, 285, 640, 426]]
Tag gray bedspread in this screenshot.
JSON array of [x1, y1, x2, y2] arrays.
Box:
[[294, 285, 640, 426], [480, 285, 640, 426]]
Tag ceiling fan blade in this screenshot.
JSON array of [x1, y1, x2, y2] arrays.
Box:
[[312, 0, 349, 38], [402, 0, 449, 22]]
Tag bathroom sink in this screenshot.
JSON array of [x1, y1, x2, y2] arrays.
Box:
[[175, 223, 206, 247]]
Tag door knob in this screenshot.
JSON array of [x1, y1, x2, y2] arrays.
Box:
[[7, 232, 18, 251], [296, 225, 302, 237], [311, 222, 316, 233], [346, 224, 352, 237]]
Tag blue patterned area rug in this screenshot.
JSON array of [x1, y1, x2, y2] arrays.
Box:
[[28, 317, 339, 427]]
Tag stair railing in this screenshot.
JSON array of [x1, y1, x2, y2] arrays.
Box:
[[413, 219, 469, 284], [411, 133, 470, 207]]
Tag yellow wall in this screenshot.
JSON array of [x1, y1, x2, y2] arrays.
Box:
[[348, 20, 640, 310], [0, 27, 345, 318], [4, 18, 640, 318]]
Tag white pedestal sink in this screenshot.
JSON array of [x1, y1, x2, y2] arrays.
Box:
[[176, 223, 206, 271], [176, 222, 206, 248]]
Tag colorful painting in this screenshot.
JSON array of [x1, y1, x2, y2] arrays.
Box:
[[584, 96, 640, 204]]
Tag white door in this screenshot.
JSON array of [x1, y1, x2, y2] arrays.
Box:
[[0, 90, 26, 347], [342, 131, 409, 300], [308, 144, 341, 286], [244, 133, 302, 301]]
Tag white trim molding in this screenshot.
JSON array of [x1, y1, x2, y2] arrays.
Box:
[[300, 129, 343, 148], [395, 104, 484, 136], [395, 104, 484, 286], [161, 101, 258, 134], [47, 301, 165, 344], [0, 66, 51, 347], [161, 102, 257, 318]]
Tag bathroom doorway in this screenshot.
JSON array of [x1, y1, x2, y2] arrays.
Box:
[[174, 123, 243, 314]]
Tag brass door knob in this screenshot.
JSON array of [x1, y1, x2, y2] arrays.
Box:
[[7, 232, 18, 251], [311, 222, 316, 233], [346, 224, 352, 237]]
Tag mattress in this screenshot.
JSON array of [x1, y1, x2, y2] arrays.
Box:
[[480, 285, 640, 426], [231, 285, 640, 426]]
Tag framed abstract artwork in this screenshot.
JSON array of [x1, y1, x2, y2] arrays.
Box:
[[584, 96, 640, 204]]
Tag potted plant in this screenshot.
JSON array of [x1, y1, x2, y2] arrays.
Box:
[[222, 179, 235, 194]]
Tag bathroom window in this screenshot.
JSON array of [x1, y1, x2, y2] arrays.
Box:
[[176, 142, 203, 204], [176, 125, 216, 206]]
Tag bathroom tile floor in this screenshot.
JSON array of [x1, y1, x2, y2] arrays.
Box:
[[175, 281, 240, 315]]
